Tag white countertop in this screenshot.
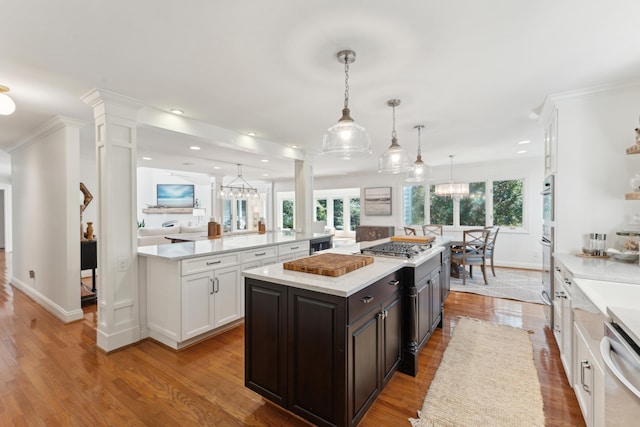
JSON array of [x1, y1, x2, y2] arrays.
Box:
[[608, 306, 640, 345], [556, 252, 640, 284], [241, 237, 448, 297], [572, 278, 640, 317], [137, 231, 331, 261]]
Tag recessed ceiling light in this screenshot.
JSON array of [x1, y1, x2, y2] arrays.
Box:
[[290, 145, 298, 149], [190, 146, 201, 150], [517, 150, 527, 154], [260, 159, 269, 163], [263, 173, 269, 177], [213, 166, 221, 170], [183, 162, 193, 166], [518, 140, 531, 145], [247, 132, 256, 136], [142, 156, 152, 161], [171, 109, 184, 115]]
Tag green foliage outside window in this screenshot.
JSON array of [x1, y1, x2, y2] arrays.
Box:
[[493, 179, 523, 227], [316, 199, 327, 221], [282, 200, 294, 229], [460, 182, 486, 226], [333, 198, 344, 230], [429, 185, 453, 225], [350, 198, 360, 231], [403, 185, 425, 225]]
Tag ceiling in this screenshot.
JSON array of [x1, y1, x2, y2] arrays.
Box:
[[2, 0, 640, 182]]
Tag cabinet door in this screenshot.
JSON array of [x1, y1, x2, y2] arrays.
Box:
[[573, 323, 593, 426], [430, 269, 442, 330], [561, 290, 573, 384], [181, 271, 215, 340], [213, 265, 242, 327], [441, 251, 451, 302], [349, 305, 381, 426], [381, 293, 401, 384]]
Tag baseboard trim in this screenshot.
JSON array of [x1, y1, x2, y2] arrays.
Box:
[[10, 276, 84, 323]]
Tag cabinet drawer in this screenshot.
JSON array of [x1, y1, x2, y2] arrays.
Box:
[[348, 271, 401, 324], [242, 246, 278, 263], [278, 241, 309, 256], [180, 252, 240, 276]]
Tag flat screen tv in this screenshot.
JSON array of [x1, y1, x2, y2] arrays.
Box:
[[157, 184, 194, 208]]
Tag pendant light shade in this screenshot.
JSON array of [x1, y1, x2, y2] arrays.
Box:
[[322, 50, 371, 159], [218, 164, 260, 200], [435, 155, 469, 196], [405, 125, 426, 182], [0, 85, 16, 116], [378, 99, 412, 174]]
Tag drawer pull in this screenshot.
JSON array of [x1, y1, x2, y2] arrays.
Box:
[[388, 280, 400, 286], [581, 360, 591, 393], [361, 296, 374, 304], [290, 246, 299, 250], [554, 267, 561, 272], [564, 279, 571, 286], [254, 252, 266, 257], [206, 260, 222, 265]]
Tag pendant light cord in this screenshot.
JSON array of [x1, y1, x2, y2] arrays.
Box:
[[343, 57, 350, 109], [417, 126, 422, 156], [449, 155, 454, 183], [391, 103, 397, 139]]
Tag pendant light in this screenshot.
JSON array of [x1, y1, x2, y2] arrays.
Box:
[[218, 164, 260, 200], [322, 50, 372, 159], [435, 155, 469, 197], [0, 85, 16, 116], [378, 99, 412, 174], [405, 125, 426, 182]]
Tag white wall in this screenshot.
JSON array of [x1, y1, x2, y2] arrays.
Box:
[[552, 83, 640, 254], [9, 118, 85, 322]]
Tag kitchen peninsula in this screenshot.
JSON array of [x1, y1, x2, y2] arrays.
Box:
[[242, 238, 450, 427], [138, 231, 332, 349]]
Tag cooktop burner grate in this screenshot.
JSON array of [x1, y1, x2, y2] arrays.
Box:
[[360, 241, 432, 259]]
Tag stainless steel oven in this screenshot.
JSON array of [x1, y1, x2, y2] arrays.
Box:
[[601, 317, 640, 426], [540, 174, 555, 328], [542, 174, 554, 224]]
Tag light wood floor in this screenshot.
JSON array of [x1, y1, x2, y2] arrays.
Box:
[[0, 251, 584, 426]]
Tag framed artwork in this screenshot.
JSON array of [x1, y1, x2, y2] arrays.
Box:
[[364, 187, 392, 216]]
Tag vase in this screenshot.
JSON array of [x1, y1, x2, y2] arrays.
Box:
[[86, 222, 94, 241]]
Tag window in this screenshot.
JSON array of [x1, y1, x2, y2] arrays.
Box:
[[403, 185, 425, 225], [316, 199, 327, 222], [429, 185, 453, 226], [460, 182, 486, 227], [349, 197, 360, 231], [493, 179, 523, 227], [282, 199, 294, 229], [333, 198, 344, 230]]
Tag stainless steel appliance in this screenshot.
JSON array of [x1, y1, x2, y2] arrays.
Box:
[[601, 308, 640, 426], [361, 241, 432, 259], [540, 175, 555, 327]]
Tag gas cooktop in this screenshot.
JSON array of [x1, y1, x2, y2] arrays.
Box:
[[360, 241, 432, 259]]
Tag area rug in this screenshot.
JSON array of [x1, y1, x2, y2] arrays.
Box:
[[450, 267, 543, 304], [409, 317, 545, 427]]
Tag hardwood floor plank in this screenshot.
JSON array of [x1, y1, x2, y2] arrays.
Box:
[[0, 251, 584, 426]]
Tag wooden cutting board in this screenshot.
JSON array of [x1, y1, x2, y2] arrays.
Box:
[[390, 235, 435, 244], [283, 253, 374, 277]]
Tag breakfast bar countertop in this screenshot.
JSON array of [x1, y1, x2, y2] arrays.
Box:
[[242, 237, 449, 298], [137, 231, 331, 261], [555, 252, 640, 284]]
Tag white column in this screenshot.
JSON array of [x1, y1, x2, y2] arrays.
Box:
[[82, 88, 144, 352], [294, 157, 313, 233]]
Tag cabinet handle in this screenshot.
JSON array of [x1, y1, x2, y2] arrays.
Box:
[[554, 267, 561, 272], [210, 278, 214, 295], [554, 325, 561, 333], [384, 310, 388, 319], [214, 277, 220, 294], [361, 296, 374, 304], [554, 291, 565, 299], [254, 252, 266, 257], [290, 246, 299, 250], [207, 260, 222, 265], [581, 360, 591, 393], [564, 279, 571, 286], [388, 280, 400, 286]]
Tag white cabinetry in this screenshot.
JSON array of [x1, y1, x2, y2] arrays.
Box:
[[573, 321, 605, 427], [543, 106, 558, 176], [277, 240, 309, 262], [553, 261, 573, 384]]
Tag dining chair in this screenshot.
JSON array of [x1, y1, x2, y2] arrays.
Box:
[[450, 228, 490, 285], [484, 226, 500, 276], [422, 224, 443, 236], [404, 226, 417, 236]]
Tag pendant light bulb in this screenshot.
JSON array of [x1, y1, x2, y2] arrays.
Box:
[[0, 85, 16, 116], [378, 99, 412, 174], [322, 50, 372, 159]]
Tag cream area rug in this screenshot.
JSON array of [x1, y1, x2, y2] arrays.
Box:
[[409, 317, 545, 427], [450, 267, 543, 304]]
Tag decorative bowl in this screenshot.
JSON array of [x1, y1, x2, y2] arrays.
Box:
[[609, 251, 640, 263]]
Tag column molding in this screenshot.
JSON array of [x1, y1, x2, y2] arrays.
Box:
[[294, 156, 313, 233]]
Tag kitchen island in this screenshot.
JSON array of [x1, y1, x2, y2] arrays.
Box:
[[242, 238, 449, 427], [137, 231, 331, 349]]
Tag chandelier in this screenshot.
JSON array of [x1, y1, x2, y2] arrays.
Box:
[[405, 125, 426, 182], [322, 49, 372, 159], [435, 155, 469, 197], [218, 164, 260, 200], [378, 99, 412, 174]]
